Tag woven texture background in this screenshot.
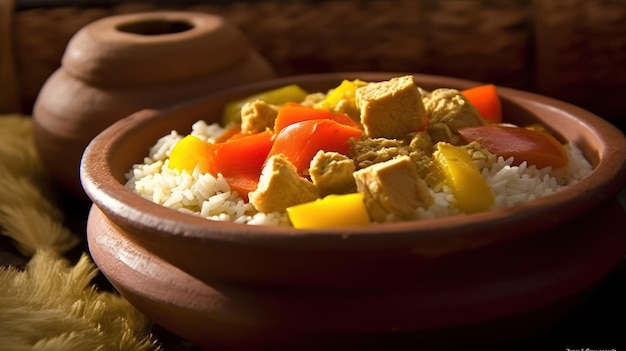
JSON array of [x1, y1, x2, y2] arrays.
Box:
[[7, 0, 532, 113], [535, 0, 626, 124], [3, 0, 626, 125]]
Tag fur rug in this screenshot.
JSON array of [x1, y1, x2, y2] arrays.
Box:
[[0, 115, 159, 351]]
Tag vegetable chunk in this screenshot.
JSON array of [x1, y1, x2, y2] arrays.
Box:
[[434, 142, 494, 213], [316, 79, 368, 119], [168, 135, 213, 174], [287, 193, 370, 228], [222, 84, 308, 126], [458, 125, 568, 169], [207, 130, 274, 177], [207, 130, 274, 200], [461, 84, 502, 123], [273, 103, 358, 133], [267, 119, 363, 175]]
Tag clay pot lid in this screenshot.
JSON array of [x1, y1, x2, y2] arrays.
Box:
[[61, 11, 251, 86]]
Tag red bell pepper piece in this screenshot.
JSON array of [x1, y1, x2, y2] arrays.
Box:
[[461, 84, 502, 124], [458, 125, 568, 169], [273, 103, 359, 133], [268, 119, 363, 175], [208, 129, 274, 200]]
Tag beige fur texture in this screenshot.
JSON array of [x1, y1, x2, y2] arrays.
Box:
[[0, 115, 160, 350]]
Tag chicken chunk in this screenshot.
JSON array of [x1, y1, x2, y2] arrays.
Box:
[[249, 154, 319, 213], [350, 137, 410, 170], [334, 98, 361, 122], [408, 149, 442, 188], [353, 156, 432, 222], [309, 151, 357, 196], [240, 100, 279, 134], [409, 130, 435, 153], [355, 75, 426, 139], [423, 88, 485, 144], [462, 141, 494, 164]]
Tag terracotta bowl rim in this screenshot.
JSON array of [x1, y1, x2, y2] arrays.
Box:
[[80, 72, 626, 249]]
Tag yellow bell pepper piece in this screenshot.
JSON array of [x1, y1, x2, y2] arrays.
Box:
[[434, 142, 494, 213], [222, 84, 308, 126], [286, 193, 371, 229], [168, 135, 213, 173], [315, 79, 367, 111]]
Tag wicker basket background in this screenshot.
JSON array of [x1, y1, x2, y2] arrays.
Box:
[[534, 0, 626, 124], [2, 0, 625, 127], [4, 0, 533, 113]]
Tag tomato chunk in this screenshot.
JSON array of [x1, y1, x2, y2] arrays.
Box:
[[208, 130, 274, 200], [268, 119, 363, 175], [458, 125, 568, 169], [208, 130, 274, 175], [273, 103, 358, 133], [221, 173, 261, 202]]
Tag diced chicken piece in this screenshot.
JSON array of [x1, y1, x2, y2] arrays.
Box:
[[426, 123, 458, 145], [423, 88, 486, 145], [408, 149, 442, 188], [249, 154, 319, 213], [353, 156, 432, 222], [240, 100, 279, 134], [406, 132, 442, 187], [355, 75, 426, 139], [309, 151, 357, 196], [462, 141, 495, 164], [350, 137, 410, 170], [334, 98, 361, 122], [409, 130, 435, 152]]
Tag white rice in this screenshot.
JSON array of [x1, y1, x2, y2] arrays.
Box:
[[125, 121, 593, 226]]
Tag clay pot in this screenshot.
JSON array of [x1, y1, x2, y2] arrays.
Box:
[[80, 73, 626, 349], [33, 11, 276, 197]]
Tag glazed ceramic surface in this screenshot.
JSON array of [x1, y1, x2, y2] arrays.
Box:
[[81, 73, 626, 349], [33, 11, 276, 197]]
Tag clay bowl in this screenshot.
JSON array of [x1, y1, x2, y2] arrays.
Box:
[[80, 73, 626, 349]]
